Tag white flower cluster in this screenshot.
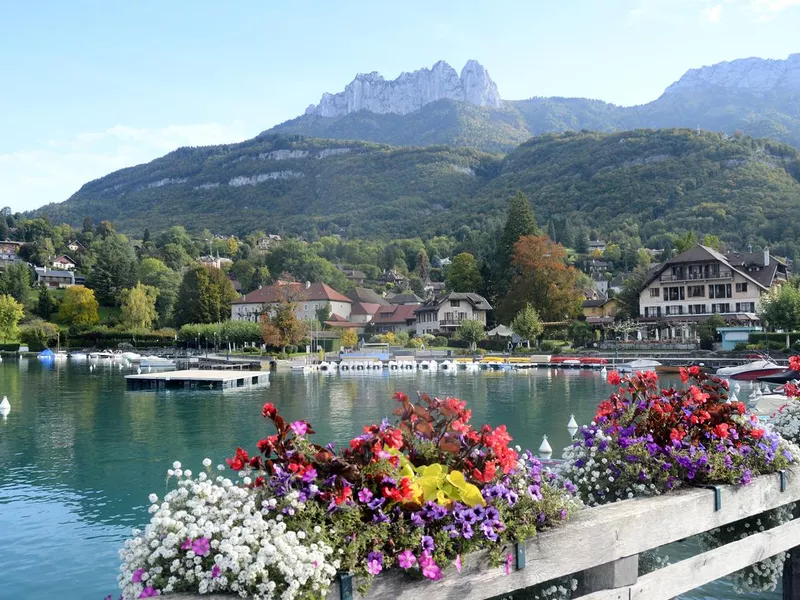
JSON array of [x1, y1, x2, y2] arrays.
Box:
[[769, 403, 800, 445], [700, 504, 795, 594], [119, 462, 339, 600], [498, 577, 577, 600], [560, 426, 659, 506]]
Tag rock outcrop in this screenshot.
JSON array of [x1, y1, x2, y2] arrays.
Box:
[[304, 60, 502, 117], [665, 53, 800, 93]]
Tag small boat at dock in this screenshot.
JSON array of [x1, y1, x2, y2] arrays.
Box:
[[617, 359, 662, 373], [716, 360, 787, 381]]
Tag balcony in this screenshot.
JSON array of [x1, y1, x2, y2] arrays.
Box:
[[439, 319, 464, 327], [659, 269, 733, 282]]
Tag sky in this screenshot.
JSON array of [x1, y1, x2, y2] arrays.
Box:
[[2, 0, 800, 214]]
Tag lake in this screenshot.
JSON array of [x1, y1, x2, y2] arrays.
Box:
[[0, 359, 778, 599]]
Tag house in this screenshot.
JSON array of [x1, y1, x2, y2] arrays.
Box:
[[582, 298, 619, 326], [349, 302, 382, 324], [371, 304, 418, 334], [0, 239, 24, 257], [423, 280, 445, 297], [337, 266, 367, 285], [34, 267, 75, 288], [197, 254, 233, 270], [414, 292, 492, 336], [52, 255, 76, 270], [379, 269, 406, 285], [637, 245, 789, 338], [257, 235, 283, 251], [231, 281, 351, 323], [592, 277, 609, 297], [66, 240, 87, 253], [228, 276, 243, 294], [609, 272, 633, 295], [588, 240, 607, 253], [347, 287, 388, 306], [438, 257, 452, 267], [386, 292, 424, 305]]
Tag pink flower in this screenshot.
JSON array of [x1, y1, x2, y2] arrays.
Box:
[[505, 553, 513, 575], [455, 554, 462, 573], [180, 538, 192, 551], [192, 537, 211, 557], [366, 551, 383, 575], [422, 562, 442, 580], [290, 421, 308, 436], [211, 565, 221, 579], [131, 568, 145, 583], [397, 550, 416, 569], [139, 588, 160, 598], [357, 488, 373, 503]]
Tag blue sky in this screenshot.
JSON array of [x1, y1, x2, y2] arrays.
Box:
[[2, 0, 800, 213]]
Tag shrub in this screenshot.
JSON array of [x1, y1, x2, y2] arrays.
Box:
[[540, 341, 557, 352], [242, 346, 260, 353], [432, 336, 448, 347]]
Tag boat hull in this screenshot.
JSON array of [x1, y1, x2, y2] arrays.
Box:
[[729, 368, 787, 381]]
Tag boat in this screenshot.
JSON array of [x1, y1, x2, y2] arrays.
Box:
[[318, 361, 337, 372], [54, 350, 68, 361], [617, 359, 662, 373], [418, 360, 438, 371], [439, 360, 457, 371], [121, 352, 142, 362], [550, 356, 582, 369], [88, 351, 118, 361], [37, 349, 55, 361], [69, 352, 88, 361], [757, 369, 800, 384], [655, 362, 709, 374], [716, 360, 787, 381], [578, 357, 608, 368], [138, 356, 176, 369]]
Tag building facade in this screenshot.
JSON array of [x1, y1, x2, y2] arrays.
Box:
[[231, 281, 352, 323], [414, 292, 492, 337], [638, 245, 788, 336]]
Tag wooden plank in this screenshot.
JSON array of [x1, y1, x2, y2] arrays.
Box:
[[578, 555, 638, 595]]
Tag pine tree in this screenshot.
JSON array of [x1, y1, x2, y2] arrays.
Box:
[[35, 283, 56, 319], [496, 191, 539, 296]]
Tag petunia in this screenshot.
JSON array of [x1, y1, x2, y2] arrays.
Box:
[[131, 568, 145, 583], [139, 588, 160, 598], [211, 564, 221, 578], [455, 554, 462, 573], [290, 421, 308, 436], [358, 488, 374, 504], [192, 537, 211, 557], [366, 551, 383, 575], [397, 550, 417, 569], [422, 562, 442, 580], [421, 535, 434, 552]]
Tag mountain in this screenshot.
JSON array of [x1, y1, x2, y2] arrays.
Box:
[[270, 54, 800, 151], [34, 129, 800, 257], [304, 60, 502, 117]]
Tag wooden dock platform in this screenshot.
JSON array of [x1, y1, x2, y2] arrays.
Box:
[[125, 369, 269, 391]]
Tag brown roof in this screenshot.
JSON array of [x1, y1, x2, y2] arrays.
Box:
[[234, 282, 351, 305], [347, 287, 388, 305], [351, 302, 381, 316], [415, 292, 493, 313], [371, 304, 418, 325]]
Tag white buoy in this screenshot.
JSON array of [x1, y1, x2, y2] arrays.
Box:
[[600, 366, 607, 377], [0, 396, 10, 418], [567, 414, 579, 438], [137, 367, 142, 375], [539, 434, 553, 457], [148, 366, 152, 373], [89, 365, 94, 372], [728, 391, 738, 404], [734, 382, 741, 393]]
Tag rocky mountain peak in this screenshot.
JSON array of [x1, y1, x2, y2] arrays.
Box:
[[665, 53, 800, 94], [304, 60, 502, 117]]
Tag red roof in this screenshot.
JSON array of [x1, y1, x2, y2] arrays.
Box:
[[235, 282, 351, 305], [371, 304, 417, 325], [351, 302, 381, 316]]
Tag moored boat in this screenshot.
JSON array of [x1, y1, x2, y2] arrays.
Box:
[[716, 360, 787, 381], [617, 359, 662, 373]]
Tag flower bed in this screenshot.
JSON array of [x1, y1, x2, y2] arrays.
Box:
[[118, 368, 799, 599]]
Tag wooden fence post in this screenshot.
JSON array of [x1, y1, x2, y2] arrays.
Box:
[[577, 554, 638, 596]]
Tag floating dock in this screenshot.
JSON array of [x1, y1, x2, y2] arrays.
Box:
[[125, 369, 269, 391]]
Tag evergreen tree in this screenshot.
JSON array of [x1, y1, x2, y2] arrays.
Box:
[[89, 234, 137, 305], [35, 282, 56, 319], [174, 265, 237, 326], [82, 216, 93, 234], [496, 191, 539, 297], [142, 228, 151, 244], [417, 249, 430, 281], [0, 262, 33, 304], [445, 253, 483, 292]]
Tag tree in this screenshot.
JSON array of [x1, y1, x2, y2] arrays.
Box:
[[0, 294, 24, 342], [457, 319, 485, 349], [673, 231, 698, 254], [35, 282, 56, 319], [260, 301, 308, 353], [498, 235, 583, 323], [497, 191, 538, 275], [340, 328, 358, 349], [445, 252, 483, 292], [59, 286, 99, 326], [315, 302, 332, 327], [510, 303, 543, 347], [89, 234, 137, 305], [417, 249, 430, 281], [19, 318, 60, 349], [568, 320, 593, 348], [758, 284, 800, 346], [82, 216, 94, 234], [408, 275, 426, 298], [696, 314, 725, 350], [174, 265, 238, 326], [0, 262, 33, 304], [142, 228, 151, 244], [120, 283, 159, 329], [138, 258, 181, 325], [614, 269, 648, 320]]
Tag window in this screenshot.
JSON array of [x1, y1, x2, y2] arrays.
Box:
[[450, 300, 461, 307], [649, 288, 660, 298], [736, 302, 755, 313], [687, 285, 705, 298], [667, 287, 684, 301], [709, 284, 732, 299], [712, 303, 731, 313], [688, 305, 706, 315], [736, 283, 749, 293]]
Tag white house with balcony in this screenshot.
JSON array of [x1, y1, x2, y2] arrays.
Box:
[[637, 245, 789, 341], [414, 292, 492, 337], [231, 281, 352, 323]]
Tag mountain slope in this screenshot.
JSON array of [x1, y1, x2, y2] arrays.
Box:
[[35, 129, 800, 256]]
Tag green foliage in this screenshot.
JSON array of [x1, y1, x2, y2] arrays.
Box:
[[0, 262, 33, 305], [339, 328, 358, 349], [138, 258, 181, 326], [568, 320, 593, 347], [696, 314, 726, 350], [758, 283, 800, 333], [19, 318, 60, 349], [457, 319, 485, 346], [510, 303, 544, 344], [444, 252, 483, 292], [59, 285, 99, 326], [120, 283, 159, 329], [174, 265, 238, 326], [178, 321, 262, 345], [432, 335, 449, 347], [497, 191, 538, 276], [35, 282, 57, 319], [260, 301, 308, 351], [67, 327, 177, 349], [89, 233, 137, 305], [0, 294, 25, 341]]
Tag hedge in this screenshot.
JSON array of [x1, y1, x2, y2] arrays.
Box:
[[178, 321, 262, 345], [749, 332, 800, 345], [67, 327, 177, 349], [0, 343, 20, 351], [448, 338, 509, 352]]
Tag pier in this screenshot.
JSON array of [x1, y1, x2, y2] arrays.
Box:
[[125, 369, 269, 390]]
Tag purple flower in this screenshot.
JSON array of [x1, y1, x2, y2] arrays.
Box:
[[180, 538, 192, 551], [397, 550, 416, 569], [302, 467, 317, 483], [192, 537, 211, 557], [421, 535, 434, 552], [481, 521, 498, 541], [410, 512, 424, 527], [461, 522, 474, 539], [358, 488, 373, 503], [290, 421, 308, 436], [371, 510, 389, 523], [419, 551, 442, 580], [741, 469, 752, 485], [138, 588, 159, 598], [211, 565, 221, 579], [366, 551, 383, 575], [367, 497, 385, 511], [131, 568, 145, 583], [559, 509, 568, 520]]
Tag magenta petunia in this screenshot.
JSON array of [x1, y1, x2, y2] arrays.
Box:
[[422, 562, 442, 580], [131, 568, 145, 583], [138, 587, 160, 598], [357, 488, 373, 503], [192, 537, 211, 557], [211, 564, 221, 579], [455, 554, 462, 573], [180, 538, 192, 551], [397, 550, 416, 569], [290, 421, 308, 436], [366, 551, 383, 575]]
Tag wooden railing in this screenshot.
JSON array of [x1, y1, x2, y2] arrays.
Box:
[[175, 470, 800, 600]]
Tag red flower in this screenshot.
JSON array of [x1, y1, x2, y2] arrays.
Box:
[[472, 460, 497, 483], [225, 447, 249, 471], [790, 356, 800, 371], [713, 423, 730, 439], [750, 428, 765, 439], [256, 435, 278, 454], [335, 486, 352, 505], [381, 427, 404, 450], [485, 425, 512, 449], [688, 365, 701, 377], [679, 368, 689, 384], [607, 370, 621, 386], [249, 456, 263, 470], [393, 392, 409, 403], [261, 403, 277, 419], [785, 383, 800, 398], [670, 428, 685, 442], [254, 476, 265, 488]]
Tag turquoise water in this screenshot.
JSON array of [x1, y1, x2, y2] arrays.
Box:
[[0, 359, 778, 599]]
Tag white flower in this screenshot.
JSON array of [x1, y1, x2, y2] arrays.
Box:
[[148, 493, 158, 504], [173, 461, 182, 470], [203, 458, 212, 467]]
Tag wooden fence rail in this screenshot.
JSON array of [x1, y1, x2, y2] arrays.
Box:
[[175, 470, 800, 600]]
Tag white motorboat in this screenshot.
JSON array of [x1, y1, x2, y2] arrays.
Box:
[[69, 352, 88, 361], [418, 360, 438, 371], [88, 351, 118, 361], [138, 356, 176, 369], [439, 360, 457, 372], [716, 360, 787, 381], [617, 359, 662, 373], [54, 351, 68, 361], [121, 352, 142, 362]]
